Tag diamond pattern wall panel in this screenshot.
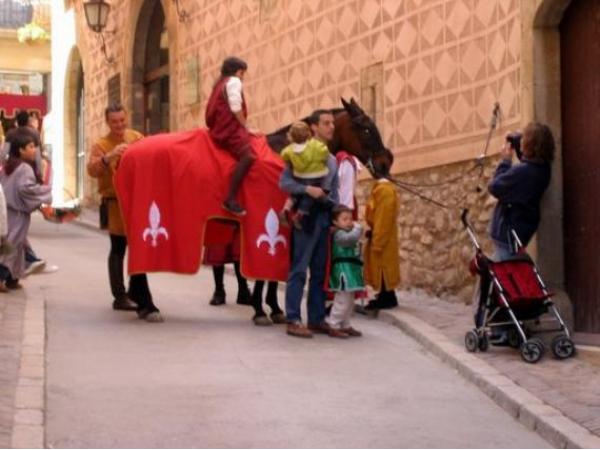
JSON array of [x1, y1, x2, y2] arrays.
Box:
[[77, 0, 522, 174]]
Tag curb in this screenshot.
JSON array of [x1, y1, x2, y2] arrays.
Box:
[[10, 287, 46, 449], [378, 308, 600, 449]]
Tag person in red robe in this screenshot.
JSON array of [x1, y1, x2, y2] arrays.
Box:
[[205, 57, 256, 216]]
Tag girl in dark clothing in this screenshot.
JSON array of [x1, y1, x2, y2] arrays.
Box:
[[475, 122, 556, 331]]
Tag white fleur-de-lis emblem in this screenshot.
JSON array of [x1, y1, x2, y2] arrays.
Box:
[[142, 201, 169, 247], [256, 208, 286, 256]]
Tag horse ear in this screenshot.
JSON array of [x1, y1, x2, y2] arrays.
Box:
[[342, 97, 360, 118], [350, 97, 365, 114], [341, 97, 352, 111]]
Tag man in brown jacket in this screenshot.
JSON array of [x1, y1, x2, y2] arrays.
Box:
[[87, 103, 154, 313]]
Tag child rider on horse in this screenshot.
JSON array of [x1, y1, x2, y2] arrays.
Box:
[[205, 56, 256, 216]]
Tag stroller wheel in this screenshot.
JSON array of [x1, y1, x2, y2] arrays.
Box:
[[551, 335, 576, 359], [521, 338, 544, 363], [465, 331, 479, 352], [478, 333, 489, 352]]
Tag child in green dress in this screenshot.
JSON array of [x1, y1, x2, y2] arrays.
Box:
[[326, 205, 364, 338]]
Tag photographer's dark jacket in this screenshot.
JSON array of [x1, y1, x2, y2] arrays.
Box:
[[488, 158, 551, 247]]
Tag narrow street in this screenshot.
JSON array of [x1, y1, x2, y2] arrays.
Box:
[[24, 216, 548, 448]]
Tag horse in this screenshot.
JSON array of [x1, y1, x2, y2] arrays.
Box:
[[122, 97, 392, 322], [248, 97, 394, 325]]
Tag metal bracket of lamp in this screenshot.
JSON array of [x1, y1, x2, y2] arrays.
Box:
[[173, 0, 189, 23], [83, 0, 115, 64]]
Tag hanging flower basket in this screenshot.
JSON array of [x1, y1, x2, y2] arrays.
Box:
[[17, 22, 50, 46]]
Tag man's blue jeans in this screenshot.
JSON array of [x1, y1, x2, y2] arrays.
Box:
[[285, 211, 329, 325]]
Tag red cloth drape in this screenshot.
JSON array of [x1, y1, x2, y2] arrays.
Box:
[[115, 128, 290, 282]]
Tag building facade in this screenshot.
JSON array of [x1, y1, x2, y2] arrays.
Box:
[[0, 0, 51, 132], [60, 0, 599, 332]]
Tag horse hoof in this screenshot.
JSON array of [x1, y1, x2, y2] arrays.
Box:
[[270, 312, 287, 324], [253, 315, 272, 326], [145, 311, 164, 323]]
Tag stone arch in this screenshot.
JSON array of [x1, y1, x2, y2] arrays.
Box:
[[63, 45, 85, 200], [126, 0, 178, 133]]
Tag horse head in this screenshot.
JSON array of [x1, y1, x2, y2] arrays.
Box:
[[333, 97, 394, 178]]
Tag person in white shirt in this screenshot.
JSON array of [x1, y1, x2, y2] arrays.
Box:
[[205, 57, 256, 216]]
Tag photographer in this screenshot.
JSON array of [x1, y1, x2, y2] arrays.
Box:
[[475, 122, 555, 333], [488, 122, 555, 259]]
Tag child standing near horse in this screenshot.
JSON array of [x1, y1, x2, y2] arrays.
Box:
[[205, 56, 256, 217], [326, 205, 364, 337], [279, 121, 331, 229]]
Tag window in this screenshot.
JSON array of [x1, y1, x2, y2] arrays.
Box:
[[360, 62, 384, 128]]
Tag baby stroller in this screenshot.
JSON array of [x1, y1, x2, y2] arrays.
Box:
[[461, 210, 575, 363]]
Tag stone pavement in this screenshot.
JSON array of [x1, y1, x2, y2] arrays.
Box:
[[28, 214, 548, 448], [0, 289, 25, 448], [381, 289, 600, 447], [0, 281, 46, 449]]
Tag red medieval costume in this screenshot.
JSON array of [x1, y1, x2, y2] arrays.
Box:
[[205, 77, 253, 160]]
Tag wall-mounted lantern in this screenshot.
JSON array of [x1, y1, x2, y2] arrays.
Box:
[[83, 0, 114, 64]]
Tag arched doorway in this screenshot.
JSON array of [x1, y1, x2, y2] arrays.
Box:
[[131, 0, 169, 135], [75, 70, 85, 197], [560, 0, 600, 332], [63, 46, 85, 199]]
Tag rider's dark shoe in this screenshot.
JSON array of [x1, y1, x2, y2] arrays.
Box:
[[209, 290, 226, 306], [222, 200, 246, 216]]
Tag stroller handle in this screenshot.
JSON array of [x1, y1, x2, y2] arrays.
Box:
[[461, 208, 469, 228], [461, 209, 481, 250]]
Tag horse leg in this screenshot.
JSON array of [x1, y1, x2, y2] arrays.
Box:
[[251, 280, 271, 326], [234, 261, 252, 305], [266, 281, 286, 323], [251, 280, 266, 316], [209, 265, 226, 305], [130, 274, 163, 322]]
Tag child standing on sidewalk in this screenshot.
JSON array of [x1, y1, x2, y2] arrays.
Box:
[[326, 205, 364, 338]]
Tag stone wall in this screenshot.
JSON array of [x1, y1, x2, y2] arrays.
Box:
[[356, 155, 503, 302]]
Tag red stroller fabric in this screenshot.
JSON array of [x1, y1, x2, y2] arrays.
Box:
[[489, 258, 548, 305]]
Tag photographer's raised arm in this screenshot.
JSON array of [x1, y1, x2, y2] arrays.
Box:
[[488, 161, 528, 203]]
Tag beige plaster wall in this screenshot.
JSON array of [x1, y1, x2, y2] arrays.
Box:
[[77, 0, 522, 173]]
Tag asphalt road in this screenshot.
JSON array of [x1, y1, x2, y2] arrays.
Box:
[[25, 216, 549, 448]]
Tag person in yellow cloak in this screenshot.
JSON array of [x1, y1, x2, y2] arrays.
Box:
[[364, 173, 400, 310]]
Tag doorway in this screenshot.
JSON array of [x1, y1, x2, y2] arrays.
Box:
[[560, 0, 600, 332]]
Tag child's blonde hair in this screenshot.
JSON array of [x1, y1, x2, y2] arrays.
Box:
[[287, 121, 311, 144]]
